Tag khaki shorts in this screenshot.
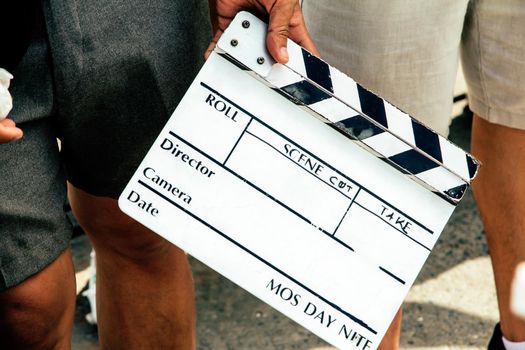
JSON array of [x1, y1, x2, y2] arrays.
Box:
[[302, 0, 525, 135]]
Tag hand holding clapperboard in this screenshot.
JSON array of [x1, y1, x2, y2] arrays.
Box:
[[119, 12, 479, 349]]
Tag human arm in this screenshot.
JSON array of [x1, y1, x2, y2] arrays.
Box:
[[206, 0, 319, 63]]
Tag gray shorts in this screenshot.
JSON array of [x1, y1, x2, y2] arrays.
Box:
[[303, 0, 525, 135], [0, 0, 211, 290]]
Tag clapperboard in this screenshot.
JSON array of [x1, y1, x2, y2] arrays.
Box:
[[119, 12, 479, 349]]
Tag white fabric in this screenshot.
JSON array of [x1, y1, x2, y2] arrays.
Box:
[[0, 68, 13, 120], [303, 0, 525, 131], [502, 336, 525, 350], [511, 262, 525, 320]]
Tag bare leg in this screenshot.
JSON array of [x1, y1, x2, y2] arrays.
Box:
[[68, 184, 196, 350], [471, 115, 525, 341], [0, 249, 76, 350], [378, 307, 402, 350]]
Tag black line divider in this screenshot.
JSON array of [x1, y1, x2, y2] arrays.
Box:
[[353, 203, 431, 252], [224, 118, 253, 165], [333, 188, 362, 236], [379, 267, 406, 285]]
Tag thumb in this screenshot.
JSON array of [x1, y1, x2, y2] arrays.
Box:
[[265, 1, 296, 64], [0, 119, 23, 144]]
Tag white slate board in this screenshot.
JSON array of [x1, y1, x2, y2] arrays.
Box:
[[119, 12, 477, 349]]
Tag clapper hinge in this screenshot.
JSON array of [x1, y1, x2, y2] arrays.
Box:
[[215, 11, 480, 204]]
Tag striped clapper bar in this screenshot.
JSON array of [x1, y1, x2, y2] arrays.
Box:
[[119, 12, 479, 350]]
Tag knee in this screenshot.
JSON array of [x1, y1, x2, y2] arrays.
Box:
[[0, 293, 63, 349], [0, 252, 75, 349], [81, 207, 175, 263], [69, 188, 176, 263]]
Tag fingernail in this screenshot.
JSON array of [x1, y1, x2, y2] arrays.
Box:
[[280, 47, 289, 62]]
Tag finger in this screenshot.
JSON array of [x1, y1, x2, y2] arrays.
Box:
[[0, 118, 16, 127], [214, 1, 258, 32], [206, 0, 248, 60], [0, 128, 23, 142], [204, 30, 223, 60], [287, 8, 320, 57], [0, 119, 23, 143], [266, 0, 297, 63]]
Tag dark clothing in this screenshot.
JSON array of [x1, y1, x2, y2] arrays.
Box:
[[0, 0, 211, 290], [0, 1, 39, 71]]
